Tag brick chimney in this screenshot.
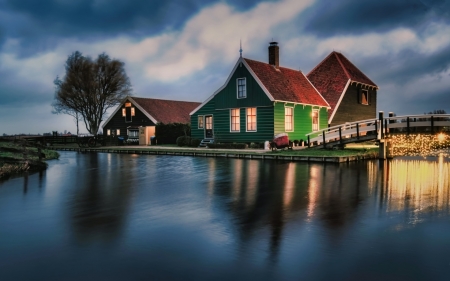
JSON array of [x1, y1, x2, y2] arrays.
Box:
[[268, 42, 279, 68]]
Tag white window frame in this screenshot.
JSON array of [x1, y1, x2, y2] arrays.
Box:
[[127, 129, 139, 138], [312, 109, 319, 132], [361, 89, 369, 105], [237, 78, 246, 99], [198, 115, 204, 129], [285, 107, 294, 132], [230, 109, 240, 132], [246, 107, 257, 132]]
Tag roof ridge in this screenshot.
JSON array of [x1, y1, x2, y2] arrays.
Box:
[[334, 52, 351, 80], [133, 96, 200, 103], [306, 51, 335, 77]]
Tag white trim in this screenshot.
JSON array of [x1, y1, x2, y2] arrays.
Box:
[[360, 89, 369, 105], [301, 71, 330, 109], [229, 108, 241, 132], [204, 115, 214, 139], [284, 106, 294, 132], [102, 96, 158, 128], [242, 59, 275, 101], [329, 79, 351, 124], [236, 77, 247, 99], [245, 107, 257, 132]]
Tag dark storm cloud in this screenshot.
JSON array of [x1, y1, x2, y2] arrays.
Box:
[[0, 0, 276, 57], [301, 0, 450, 37], [360, 46, 450, 86]]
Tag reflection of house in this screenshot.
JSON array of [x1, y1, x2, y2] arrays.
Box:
[[190, 42, 330, 144], [307, 52, 378, 127], [102, 96, 200, 144]]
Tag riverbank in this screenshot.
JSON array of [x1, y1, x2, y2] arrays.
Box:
[[0, 139, 60, 180], [54, 143, 379, 163]]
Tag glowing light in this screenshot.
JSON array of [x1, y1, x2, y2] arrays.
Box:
[[389, 133, 450, 157]]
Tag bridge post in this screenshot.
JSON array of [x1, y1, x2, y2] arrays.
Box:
[[339, 127, 342, 145], [307, 135, 310, 148], [379, 111, 384, 140], [379, 140, 386, 160], [407, 117, 410, 135], [389, 112, 394, 133], [322, 131, 326, 149], [431, 116, 434, 134], [356, 123, 360, 139]]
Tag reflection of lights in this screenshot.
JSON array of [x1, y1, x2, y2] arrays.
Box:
[[385, 158, 450, 219], [307, 166, 320, 219], [438, 133, 446, 142], [246, 161, 259, 207], [283, 163, 296, 208]]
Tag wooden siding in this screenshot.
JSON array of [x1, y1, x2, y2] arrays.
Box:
[[214, 62, 272, 109], [274, 102, 328, 141], [103, 99, 156, 137], [191, 98, 216, 140], [331, 84, 377, 126]]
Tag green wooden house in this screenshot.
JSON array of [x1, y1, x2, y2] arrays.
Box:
[[190, 42, 330, 145]]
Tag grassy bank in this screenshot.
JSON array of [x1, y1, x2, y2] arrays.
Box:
[[0, 139, 60, 180]]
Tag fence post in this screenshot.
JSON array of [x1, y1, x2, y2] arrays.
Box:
[[389, 112, 394, 133], [356, 123, 360, 139], [431, 116, 434, 134], [322, 131, 326, 149], [307, 135, 310, 148], [379, 111, 384, 140], [407, 117, 410, 135], [339, 127, 342, 145]]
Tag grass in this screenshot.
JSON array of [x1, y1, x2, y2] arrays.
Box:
[[0, 139, 60, 179], [267, 147, 379, 157]]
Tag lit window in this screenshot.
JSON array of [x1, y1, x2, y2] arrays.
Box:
[[360, 90, 369, 105], [285, 107, 293, 131], [128, 129, 139, 138], [198, 115, 204, 129], [312, 110, 319, 131], [122, 108, 126, 117], [116, 129, 120, 135], [125, 102, 132, 107], [237, 78, 246, 99], [246, 108, 256, 131], [230, 109, 240, 132], [107, 129, 111, 136], [131, 107, 135, 116]]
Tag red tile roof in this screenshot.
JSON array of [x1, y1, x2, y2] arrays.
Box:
[[307, 51, 377, 118], [244, 58, 329, 107], [131, 97, 201, 124]]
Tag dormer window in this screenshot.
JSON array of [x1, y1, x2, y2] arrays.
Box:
[[237, 78, 246, 99]]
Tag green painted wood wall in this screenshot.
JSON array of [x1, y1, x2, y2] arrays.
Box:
[[274, 102, 328, 141]]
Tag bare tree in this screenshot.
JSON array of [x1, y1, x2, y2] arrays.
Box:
[[52, 51, 131, 135]]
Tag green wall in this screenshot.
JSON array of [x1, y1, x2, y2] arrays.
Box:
[[274, 102, 329, 141]]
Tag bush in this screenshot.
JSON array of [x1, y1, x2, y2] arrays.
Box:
[[207, 143, 248, 149], [249, 142, 264, 149], [190, 138, 201, 147], [176, 136, 192, 147], [156, 123, 191, 144], [293, 140, 299, 146]]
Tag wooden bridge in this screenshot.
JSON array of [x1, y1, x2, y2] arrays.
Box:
[[306, 112, 450, 158]]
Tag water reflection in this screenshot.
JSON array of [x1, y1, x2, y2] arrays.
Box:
[[69, 152, 134, 244]]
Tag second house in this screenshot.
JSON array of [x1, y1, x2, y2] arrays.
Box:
[[190, 42, 330, 144]]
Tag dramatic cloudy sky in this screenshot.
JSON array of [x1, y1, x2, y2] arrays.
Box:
[[1, 0, 449, 134]]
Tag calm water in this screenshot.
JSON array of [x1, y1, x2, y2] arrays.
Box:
[[1, 152, 450, 281]]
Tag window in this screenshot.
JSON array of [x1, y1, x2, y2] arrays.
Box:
[[125, 102, 132, 107], [360, 89, 369, 105], [116, 129, 120, 136], [237, 78, 246, 99], [128, 129, 139, 138], [107, 129, 111, 136], [312, 110, 319, 132], [122, 108, 126, 117], [246, 108, 257, 131], [131, 107, 135, 116], [198, 116, 204, 129], [285, 107, 293, 131], [230, 109, 240, 132]]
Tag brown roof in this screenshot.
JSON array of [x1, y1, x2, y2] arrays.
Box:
[[244, 58, 329, 107], [132, 97, 201, 124], [307, 51, 377, 118]]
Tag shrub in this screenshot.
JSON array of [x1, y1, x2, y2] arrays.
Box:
[[156, 123, 191, 144], [249, 142, 263, 149], [293, 140, 299, 146], [176, 136, 192, 147], [190, 138, 201, 147]]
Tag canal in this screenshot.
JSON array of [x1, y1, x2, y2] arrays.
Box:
[[1, 151, 450, 281]]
